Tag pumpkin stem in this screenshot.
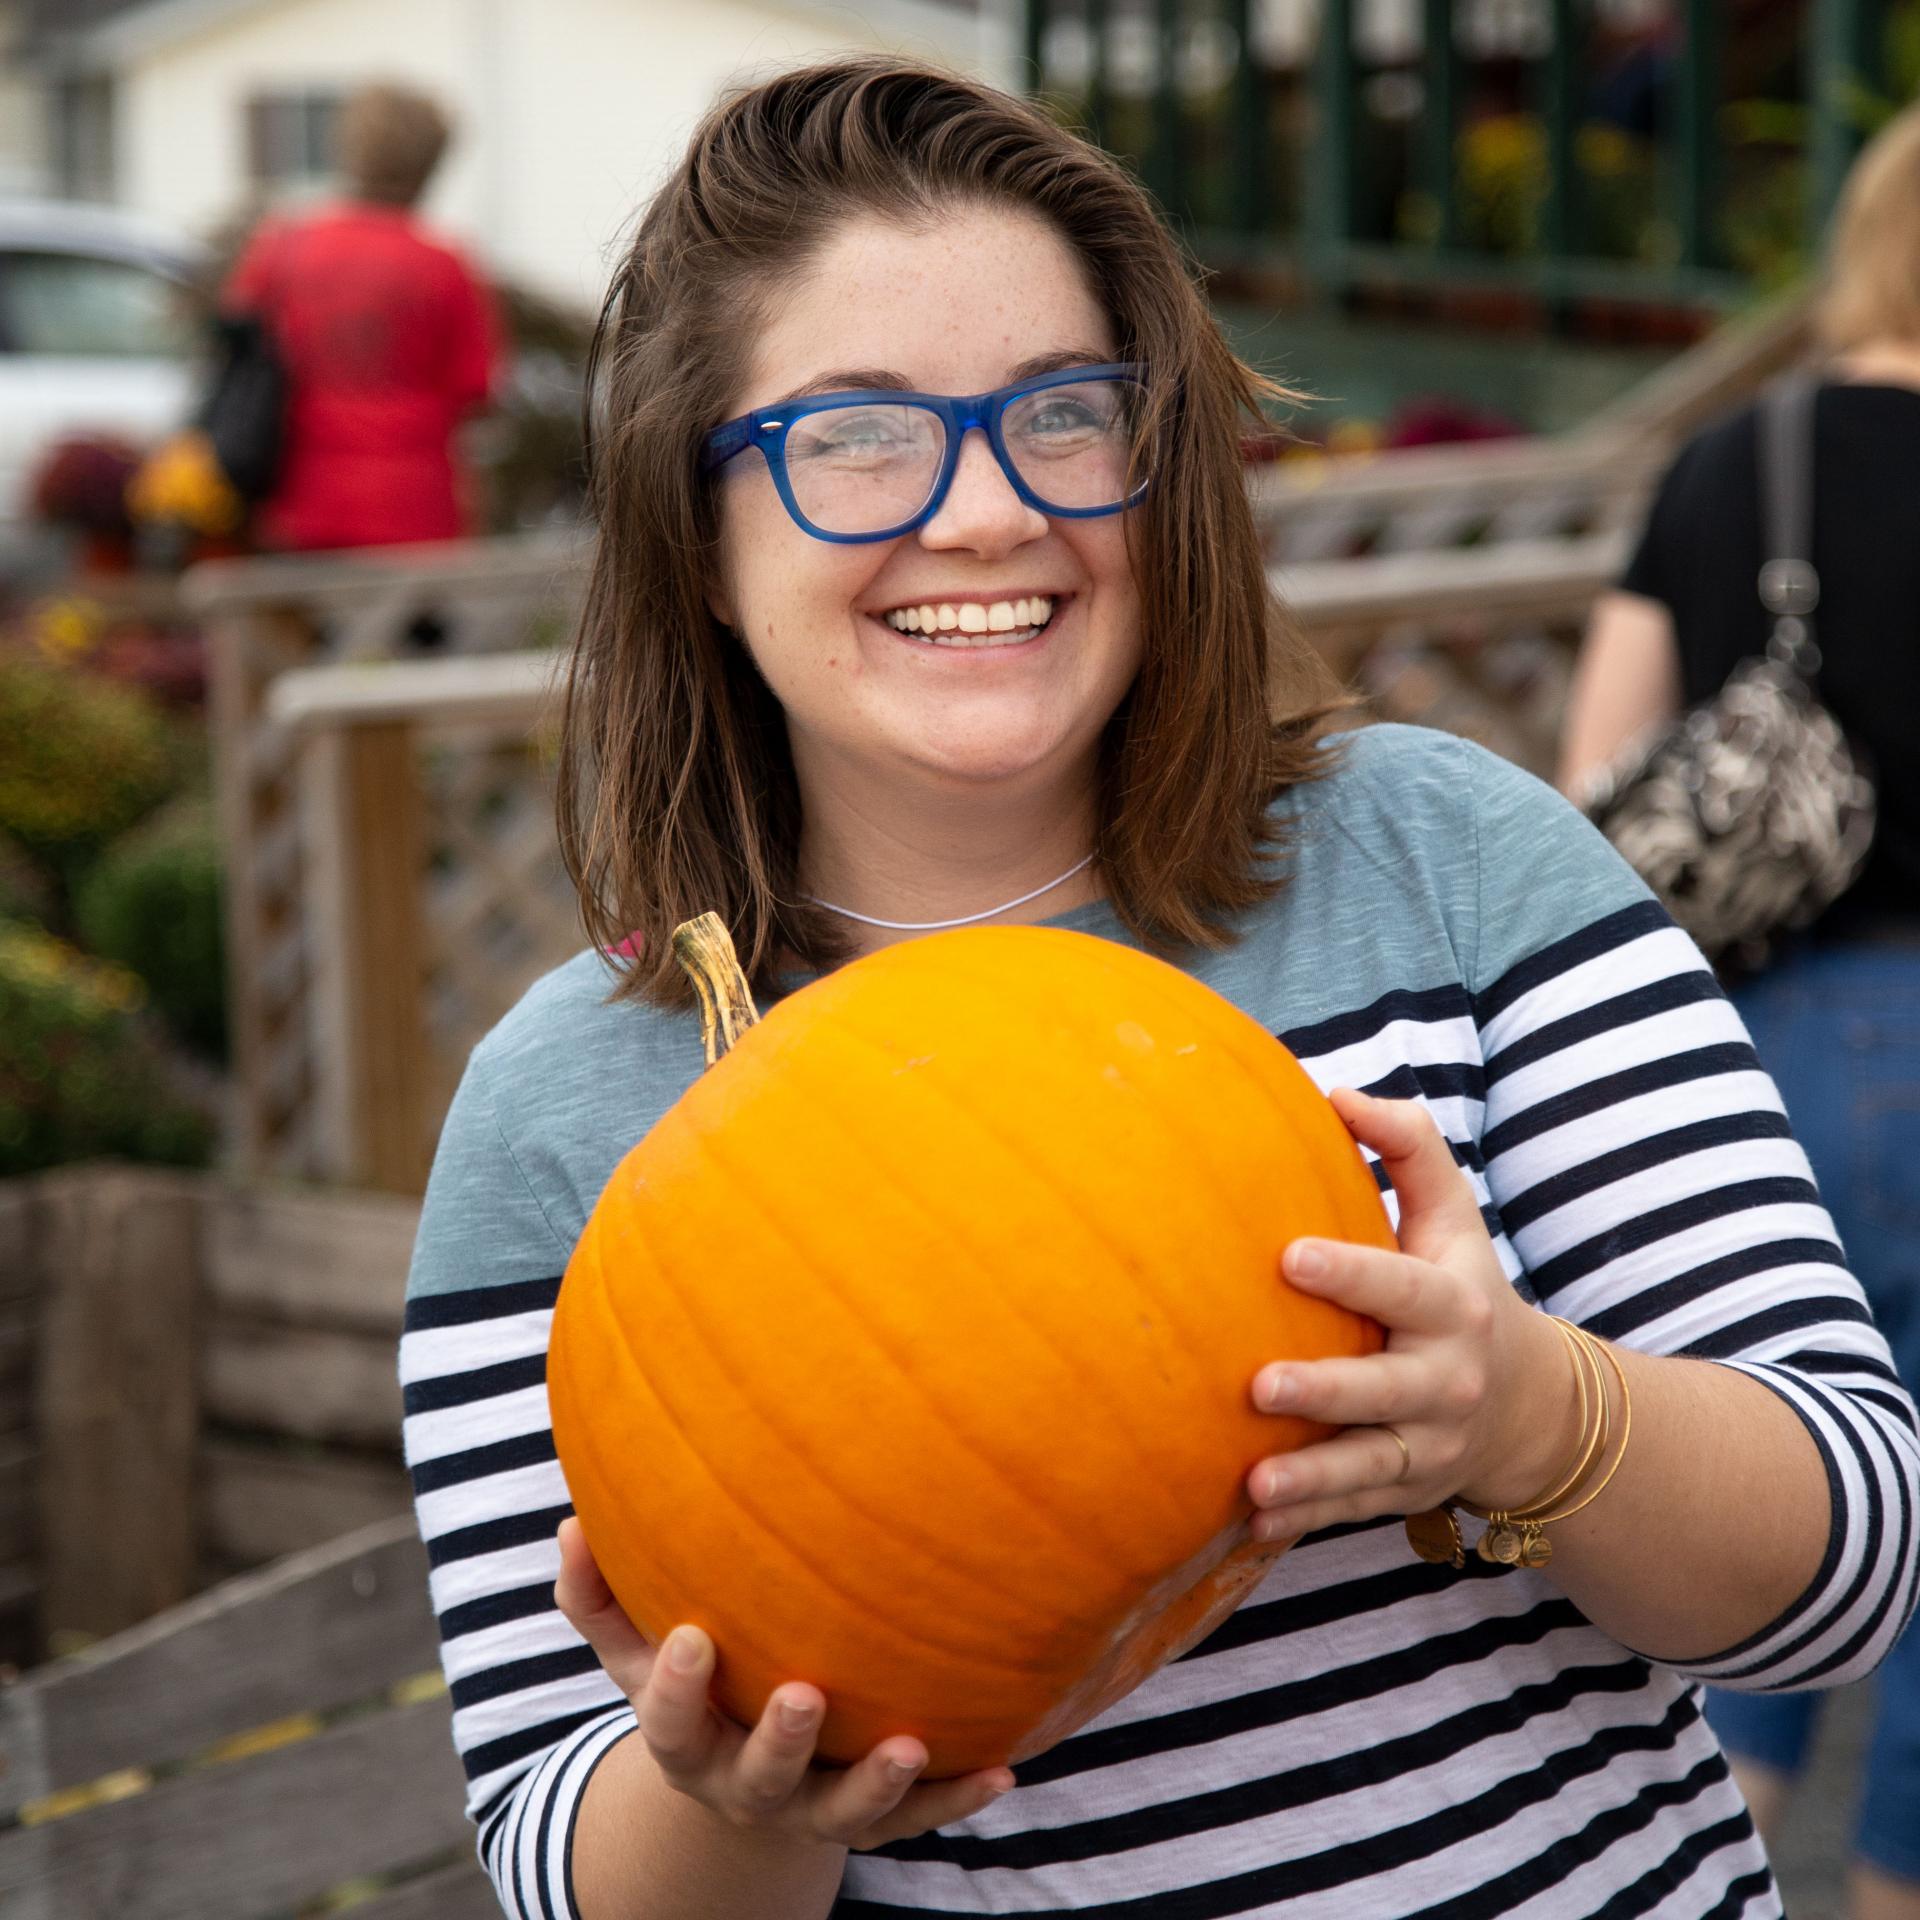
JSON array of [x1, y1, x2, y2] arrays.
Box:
[[672, 913, 762, 1065]]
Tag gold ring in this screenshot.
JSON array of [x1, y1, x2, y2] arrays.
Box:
[[1381, 1426, 1412, 1483]]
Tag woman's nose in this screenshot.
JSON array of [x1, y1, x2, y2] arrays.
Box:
[[918, 427, 1047, 555]]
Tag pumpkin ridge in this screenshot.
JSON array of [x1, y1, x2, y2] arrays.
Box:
[[1104, 954, 1398, 1256], [672, 1102, 1131, 1602], [823, 964, 1382, 1448], [822, 1003, 1226, 1403], [756, 1018, 1201, 1556], [1025, 945, 1300, 1258], [577, 1204, 1050, 1680], [551, 1244, 754, 1644]]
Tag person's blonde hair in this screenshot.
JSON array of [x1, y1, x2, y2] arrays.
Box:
[[1819, 100, 1920, 350], [557, 58, 1353, 1009], [337, 82, 452, 207]]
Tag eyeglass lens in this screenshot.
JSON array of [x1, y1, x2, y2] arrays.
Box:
[[780, 377, 1137, 535]]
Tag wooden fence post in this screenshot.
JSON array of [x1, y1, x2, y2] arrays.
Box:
[[314, 723, 432, 1195], [205, 604, 324, 1180], [32, 1171, 204, 1645]]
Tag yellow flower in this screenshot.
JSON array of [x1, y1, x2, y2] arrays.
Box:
[[126, 430, 244, 536], [30, 597, 103, 663], [0, 922, 147, 1014]]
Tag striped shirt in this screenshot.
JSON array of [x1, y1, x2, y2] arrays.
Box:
[[400, 723, 1920, 1919]]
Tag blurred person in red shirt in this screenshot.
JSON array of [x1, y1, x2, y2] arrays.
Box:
[[222, 82, 500, 551]]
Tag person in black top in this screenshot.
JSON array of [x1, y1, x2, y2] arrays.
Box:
[[1559, 100, 1920, 1920]]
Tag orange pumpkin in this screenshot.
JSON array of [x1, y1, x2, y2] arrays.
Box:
[[548, 918, 1393, 1777]]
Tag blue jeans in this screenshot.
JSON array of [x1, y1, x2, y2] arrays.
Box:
[[1703, 937, 1920, 1883]]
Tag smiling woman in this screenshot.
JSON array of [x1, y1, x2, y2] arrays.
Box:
[[398, 55, 1920, 1920], [556, 62, 1342, 999]]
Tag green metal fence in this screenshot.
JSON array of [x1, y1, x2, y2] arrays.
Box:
[[1024, 0, 1907, 313]]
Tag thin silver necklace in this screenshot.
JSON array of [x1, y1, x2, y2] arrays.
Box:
[[805, 853, 1096, 931]]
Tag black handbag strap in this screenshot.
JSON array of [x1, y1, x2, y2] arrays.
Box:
[[1757, 376, 1821, 676]]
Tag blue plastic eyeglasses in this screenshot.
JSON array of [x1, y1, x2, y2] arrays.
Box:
[[700, 362, 1149, 544]]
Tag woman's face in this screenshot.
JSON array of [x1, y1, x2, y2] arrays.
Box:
[[710, 205, 1143, 800]]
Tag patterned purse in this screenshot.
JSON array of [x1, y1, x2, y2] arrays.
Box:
[[1577, 378, 1876, 974]]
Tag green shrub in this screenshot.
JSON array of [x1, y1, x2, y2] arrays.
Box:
[[0, 650, 180, 867], [0, 918, 214, 1176], [0, 834, 47, 923], [74, 797, 227, 1061]]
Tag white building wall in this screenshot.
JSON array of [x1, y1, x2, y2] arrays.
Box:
[[0, 1, 51, 195], [109, 0, 1008, 312], [485, 0, 999, 314], [115, 0, 472, 241]]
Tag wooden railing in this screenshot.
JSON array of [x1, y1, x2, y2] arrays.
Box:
[[0, 1167, 422, 1656], [1251, 283, 1813, 565], [0, 1514, 489, 1920], [186, 534, 585, 1187]]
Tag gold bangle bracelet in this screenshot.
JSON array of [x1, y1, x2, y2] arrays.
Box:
[[1508, 1319, 1608, 1519], [1459, 1316, 1602, 1522], [1466, 1328, 1605, 1566], [1526, 1328, 1631, 1527], [1403, 1322, 1633, 1575], [1483, 1331, 1633, 1567]]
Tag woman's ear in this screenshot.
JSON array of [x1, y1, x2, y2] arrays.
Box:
[[703, 558, 737, 632]]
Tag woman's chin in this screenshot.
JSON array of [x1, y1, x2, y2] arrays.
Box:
[[889, 724, 1077, 787]]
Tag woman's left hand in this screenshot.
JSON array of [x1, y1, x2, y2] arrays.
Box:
[[1246, 1087, 1572, 1542]]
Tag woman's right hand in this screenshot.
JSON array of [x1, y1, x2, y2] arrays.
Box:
[[554, 1518, 1015, 1850]]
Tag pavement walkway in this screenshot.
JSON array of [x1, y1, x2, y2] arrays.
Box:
[[1757, 1674, 1877, 1918]]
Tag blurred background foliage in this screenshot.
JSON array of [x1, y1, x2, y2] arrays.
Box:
[[0, 627, 223, 1177]]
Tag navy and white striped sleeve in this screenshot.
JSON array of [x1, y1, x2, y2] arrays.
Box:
[[1460, 740, 1920, 1692], [400, 1046, 632, 1919]]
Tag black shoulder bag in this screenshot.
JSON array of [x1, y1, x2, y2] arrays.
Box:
[[1579, 377, 1877, 974], [197, 310, 287, 503]]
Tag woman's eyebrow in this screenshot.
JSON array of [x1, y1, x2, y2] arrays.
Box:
[[776, 369, 915, 404], [769, 349, 1113, 409], [1005, 348, 1113, 382]]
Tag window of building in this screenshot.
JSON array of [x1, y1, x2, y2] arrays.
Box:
[[245, 89, 342, 193]]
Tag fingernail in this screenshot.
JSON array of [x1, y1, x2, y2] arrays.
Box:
[[778, 1698, 816, 1732], [1262, 1367, 1300, 1411], [1260, 1465, 1292, 1504], [887, 1754, 925, 1779], [988, 1772, 1016, 1795], [665, 1627, 703, 1671], [1287, 1242, 1328, 1278]]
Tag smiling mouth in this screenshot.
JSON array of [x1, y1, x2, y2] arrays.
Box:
[[876, 595, 1060, 649]]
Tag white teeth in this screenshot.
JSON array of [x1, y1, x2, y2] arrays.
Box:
[[879, 595, 1057, 643]]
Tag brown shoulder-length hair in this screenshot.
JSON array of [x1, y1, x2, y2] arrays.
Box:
[[1819, 100, 1920, 352], [557, 56, 1351, 1008]]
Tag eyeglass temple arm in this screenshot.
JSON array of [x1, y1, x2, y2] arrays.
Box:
[[701, 418, 755, 473]]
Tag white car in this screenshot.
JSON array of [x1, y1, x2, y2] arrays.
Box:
[[0, 198, 204, 573]]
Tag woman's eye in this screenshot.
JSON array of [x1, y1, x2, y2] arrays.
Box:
[[1016, 392, 1127, 443], [797, 413, 913, 459], [1031, 402, 1100, 435]]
